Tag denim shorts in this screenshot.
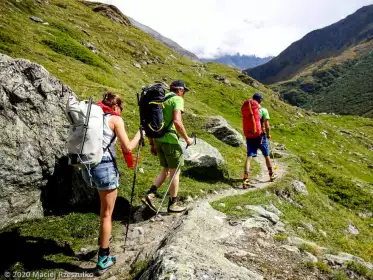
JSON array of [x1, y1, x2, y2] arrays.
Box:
[[81, 156, 119, 191], [246, 134, 270, 157]]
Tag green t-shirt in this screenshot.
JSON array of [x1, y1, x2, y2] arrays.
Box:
[[259, 107, 270, 121], [156, 92, 184, 144]]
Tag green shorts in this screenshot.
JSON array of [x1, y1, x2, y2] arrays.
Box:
[[155, 141, 184, 168]]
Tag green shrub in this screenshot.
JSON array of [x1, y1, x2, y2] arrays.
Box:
[[49, 21, 82, 40], [316, 261, 331, 274], [274, 233, 287, 242], [42, 33, 107, 70], [332, 271, 349, 280], [299, 243, 320, 256]]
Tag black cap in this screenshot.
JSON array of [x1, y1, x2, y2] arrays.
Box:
[[170, 80, 190, 92], [253, 93, 263, 102]]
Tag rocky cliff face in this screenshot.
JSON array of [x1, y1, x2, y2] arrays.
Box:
[[0, 54, 97, 229]]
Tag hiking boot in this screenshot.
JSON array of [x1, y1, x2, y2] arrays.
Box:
[[242, 178, 253, 189], [97, 235, 113, 246], [270, 173, 278, 182], [95, 255, 116, 275], [168, 197, 186, 214], [141, 192, 157, 212]]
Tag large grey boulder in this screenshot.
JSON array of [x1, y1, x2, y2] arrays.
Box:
[[0, 54, 97, 229], [180, 138, 225, 181], [206, 116, 244, 147]]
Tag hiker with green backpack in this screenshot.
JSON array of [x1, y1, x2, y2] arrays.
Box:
[[66, 91, 143, 275], [241, 93, 277, 188], [139, 80, 194, 214]]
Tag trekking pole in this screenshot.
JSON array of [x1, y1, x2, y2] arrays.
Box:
[[269, 139, 278, 171], [153, 133, 197, 218], [123, 91, 145, 253]]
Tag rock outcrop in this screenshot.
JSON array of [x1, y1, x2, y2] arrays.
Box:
[[139, 202, 263, 280], [180, 138, 225, 181], [206, 116, 244, 147], [83, 2, 130, 26], [0, 54, 97, 229]]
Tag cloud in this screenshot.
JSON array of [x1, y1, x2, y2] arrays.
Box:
[[91, 0, 373, 58]]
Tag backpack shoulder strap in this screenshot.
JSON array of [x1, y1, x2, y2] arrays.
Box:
[[163, 93, 179, 136], [164, 93, 176, 102]]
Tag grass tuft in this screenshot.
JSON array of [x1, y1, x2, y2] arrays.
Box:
[[42, 32, 108, 70]]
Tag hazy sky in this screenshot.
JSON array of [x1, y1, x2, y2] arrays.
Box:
[[94, 0, 373, 58]]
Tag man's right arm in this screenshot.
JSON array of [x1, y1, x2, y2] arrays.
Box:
[[173, 110, 193, 145], [263, 119, 271, 139]]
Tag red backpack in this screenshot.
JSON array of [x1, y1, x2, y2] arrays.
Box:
[[241, 99, 262, 138]]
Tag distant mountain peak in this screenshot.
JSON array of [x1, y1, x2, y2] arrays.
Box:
[[202, 54, 273, 70]]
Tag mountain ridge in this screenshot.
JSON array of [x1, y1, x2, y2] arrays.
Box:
[[245, 4, 373, 84], [127, 17, 200, 62]]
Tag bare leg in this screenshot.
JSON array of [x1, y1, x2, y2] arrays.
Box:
[[98, 189, 117, 249], [264, 156, 272, 169], [153, 168, 169, 187], [168, 168, 180, 197], [245, 156, 253, 174]]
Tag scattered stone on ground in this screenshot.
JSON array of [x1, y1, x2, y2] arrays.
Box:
[[292, 180, 308, 195], [345, 223, 359, 235], [281, 245, 300, 253], [305, 252, 318, 263], [245, 205, 279, 224], [264, 204, 283, 217], [30, 16, 43, 23], [319, 230, 327, 237], [82, 42, 99, 54], [302, 222, 315, 232], [133, 62, 141, 69], [324, 252, 373, 270]]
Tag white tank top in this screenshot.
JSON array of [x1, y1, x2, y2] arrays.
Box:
[[103, 114, 117, 157]]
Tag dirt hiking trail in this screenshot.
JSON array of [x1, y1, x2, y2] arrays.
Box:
[[73, 153, 297, 279]]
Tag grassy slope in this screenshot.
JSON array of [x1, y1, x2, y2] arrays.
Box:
[[272, 41, 373, 117], [213, 114, 373, 268], [0, 0, 372, 276]]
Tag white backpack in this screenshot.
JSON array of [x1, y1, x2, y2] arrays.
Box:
[[66, 95, 104, 167]]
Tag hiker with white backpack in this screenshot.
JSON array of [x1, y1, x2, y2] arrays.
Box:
[[66, 91, 142, 275]]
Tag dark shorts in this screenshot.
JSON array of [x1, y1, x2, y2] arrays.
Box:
[[246, 134, 270, 157], [155, 141, 184, 169], [81, 156, 119, 191]]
